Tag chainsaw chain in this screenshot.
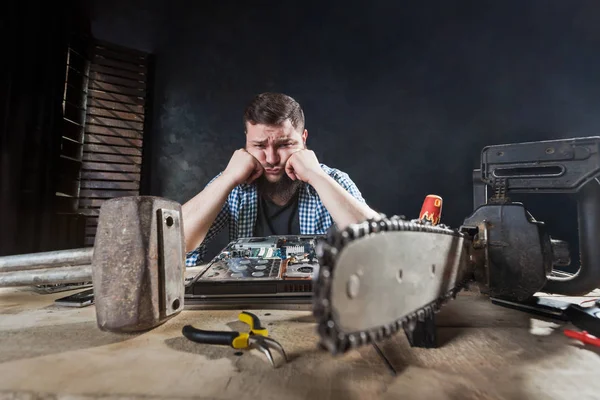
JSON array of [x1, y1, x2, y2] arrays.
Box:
[[313, 214, 470, 355]]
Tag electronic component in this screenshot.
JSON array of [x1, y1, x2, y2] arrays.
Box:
[[54, 288, 94, 307], [190, 235, 323, 283]]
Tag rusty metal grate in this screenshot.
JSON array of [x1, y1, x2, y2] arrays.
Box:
[[54, 33, 90, 249], [76, 41, 150, 246]]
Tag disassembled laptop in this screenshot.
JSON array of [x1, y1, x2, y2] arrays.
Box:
[[185, 235, 320, 306]]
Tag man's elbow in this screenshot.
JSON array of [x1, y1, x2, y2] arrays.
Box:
[[184, 233, 204, 254], [185, 241, 195, 254]]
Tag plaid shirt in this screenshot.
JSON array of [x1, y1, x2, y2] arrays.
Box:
[[185, 163, 366, 266]]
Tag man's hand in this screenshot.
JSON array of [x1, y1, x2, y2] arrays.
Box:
[[285, 149, 325, 184], [286, 148, 381, 230], [222, 149, 263, 185]]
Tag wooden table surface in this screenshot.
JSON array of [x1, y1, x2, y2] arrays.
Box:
[[1, 285, 599, 400]]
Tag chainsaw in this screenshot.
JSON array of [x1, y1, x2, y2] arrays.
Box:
[[313, 136, 600, 354]]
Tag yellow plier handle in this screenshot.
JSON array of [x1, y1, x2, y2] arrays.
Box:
[[238, 311, 268, 337]]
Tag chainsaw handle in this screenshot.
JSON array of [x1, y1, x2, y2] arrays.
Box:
[[544, 178, 600, 295]]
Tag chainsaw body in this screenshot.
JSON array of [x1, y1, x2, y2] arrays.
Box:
[[471, 136, 600, 297], [313, 136, 600, 354]]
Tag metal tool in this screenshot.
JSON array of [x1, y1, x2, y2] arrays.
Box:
[[313, 136, 600, 355], [0, 196, 186, 334], [182, 311, 288, 368], [92, 196, 185, 333], [473, 136, 600, 296], [490, 295, 600, 350]]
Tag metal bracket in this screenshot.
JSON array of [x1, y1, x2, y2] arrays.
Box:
[[157, 208, 185, 317], [403, 307, 437, 348]]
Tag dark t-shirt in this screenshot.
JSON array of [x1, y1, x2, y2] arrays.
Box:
[[253, 193, 301, 236]]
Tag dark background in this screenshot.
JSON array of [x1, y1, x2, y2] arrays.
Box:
[[9, 0, 600, 262]]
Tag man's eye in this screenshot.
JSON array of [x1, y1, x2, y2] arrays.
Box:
[[255, 144, 265, 148]]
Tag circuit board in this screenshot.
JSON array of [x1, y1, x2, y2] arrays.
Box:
[[194, 235, 322, 282]]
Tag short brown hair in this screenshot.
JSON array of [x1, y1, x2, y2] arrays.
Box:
[[243, 92, 305, 132]]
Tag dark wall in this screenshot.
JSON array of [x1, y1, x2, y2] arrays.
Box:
[[90, 0, 600, 262], [1, 0, 88, 255]]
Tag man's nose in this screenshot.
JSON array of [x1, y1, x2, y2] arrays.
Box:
[[265, 146, 279, 165]]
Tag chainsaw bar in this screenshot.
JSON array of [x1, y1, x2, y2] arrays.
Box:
[[313, 215, 473, 355]]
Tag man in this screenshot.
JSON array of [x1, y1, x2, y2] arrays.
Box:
[[183, 92, 379, 266]]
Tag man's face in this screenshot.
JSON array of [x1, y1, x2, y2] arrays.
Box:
[[245, 119, 307, 183]]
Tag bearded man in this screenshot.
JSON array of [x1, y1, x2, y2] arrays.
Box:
[[183, 92, 379, 266]]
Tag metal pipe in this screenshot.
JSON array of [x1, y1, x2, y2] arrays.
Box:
[[0, 265, 92, 287], [0, 248, 93, 272]]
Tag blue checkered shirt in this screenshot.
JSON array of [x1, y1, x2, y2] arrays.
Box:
[[185, 163, 366, 266]]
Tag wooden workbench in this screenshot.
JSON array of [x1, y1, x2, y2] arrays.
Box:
[[1, 285, 599, 400]]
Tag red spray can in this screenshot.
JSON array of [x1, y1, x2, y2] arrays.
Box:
[[419, 195, 443, 225]]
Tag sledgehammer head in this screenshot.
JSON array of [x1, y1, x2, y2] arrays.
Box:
[[92, 196, 185, 333]]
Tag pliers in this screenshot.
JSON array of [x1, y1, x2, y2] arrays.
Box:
[[182, 311, 288, 368]]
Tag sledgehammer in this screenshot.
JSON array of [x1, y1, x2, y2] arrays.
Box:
[[0, 196, 186, 333]]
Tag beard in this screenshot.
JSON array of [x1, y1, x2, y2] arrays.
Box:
[[255, 171, 302, 204]]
